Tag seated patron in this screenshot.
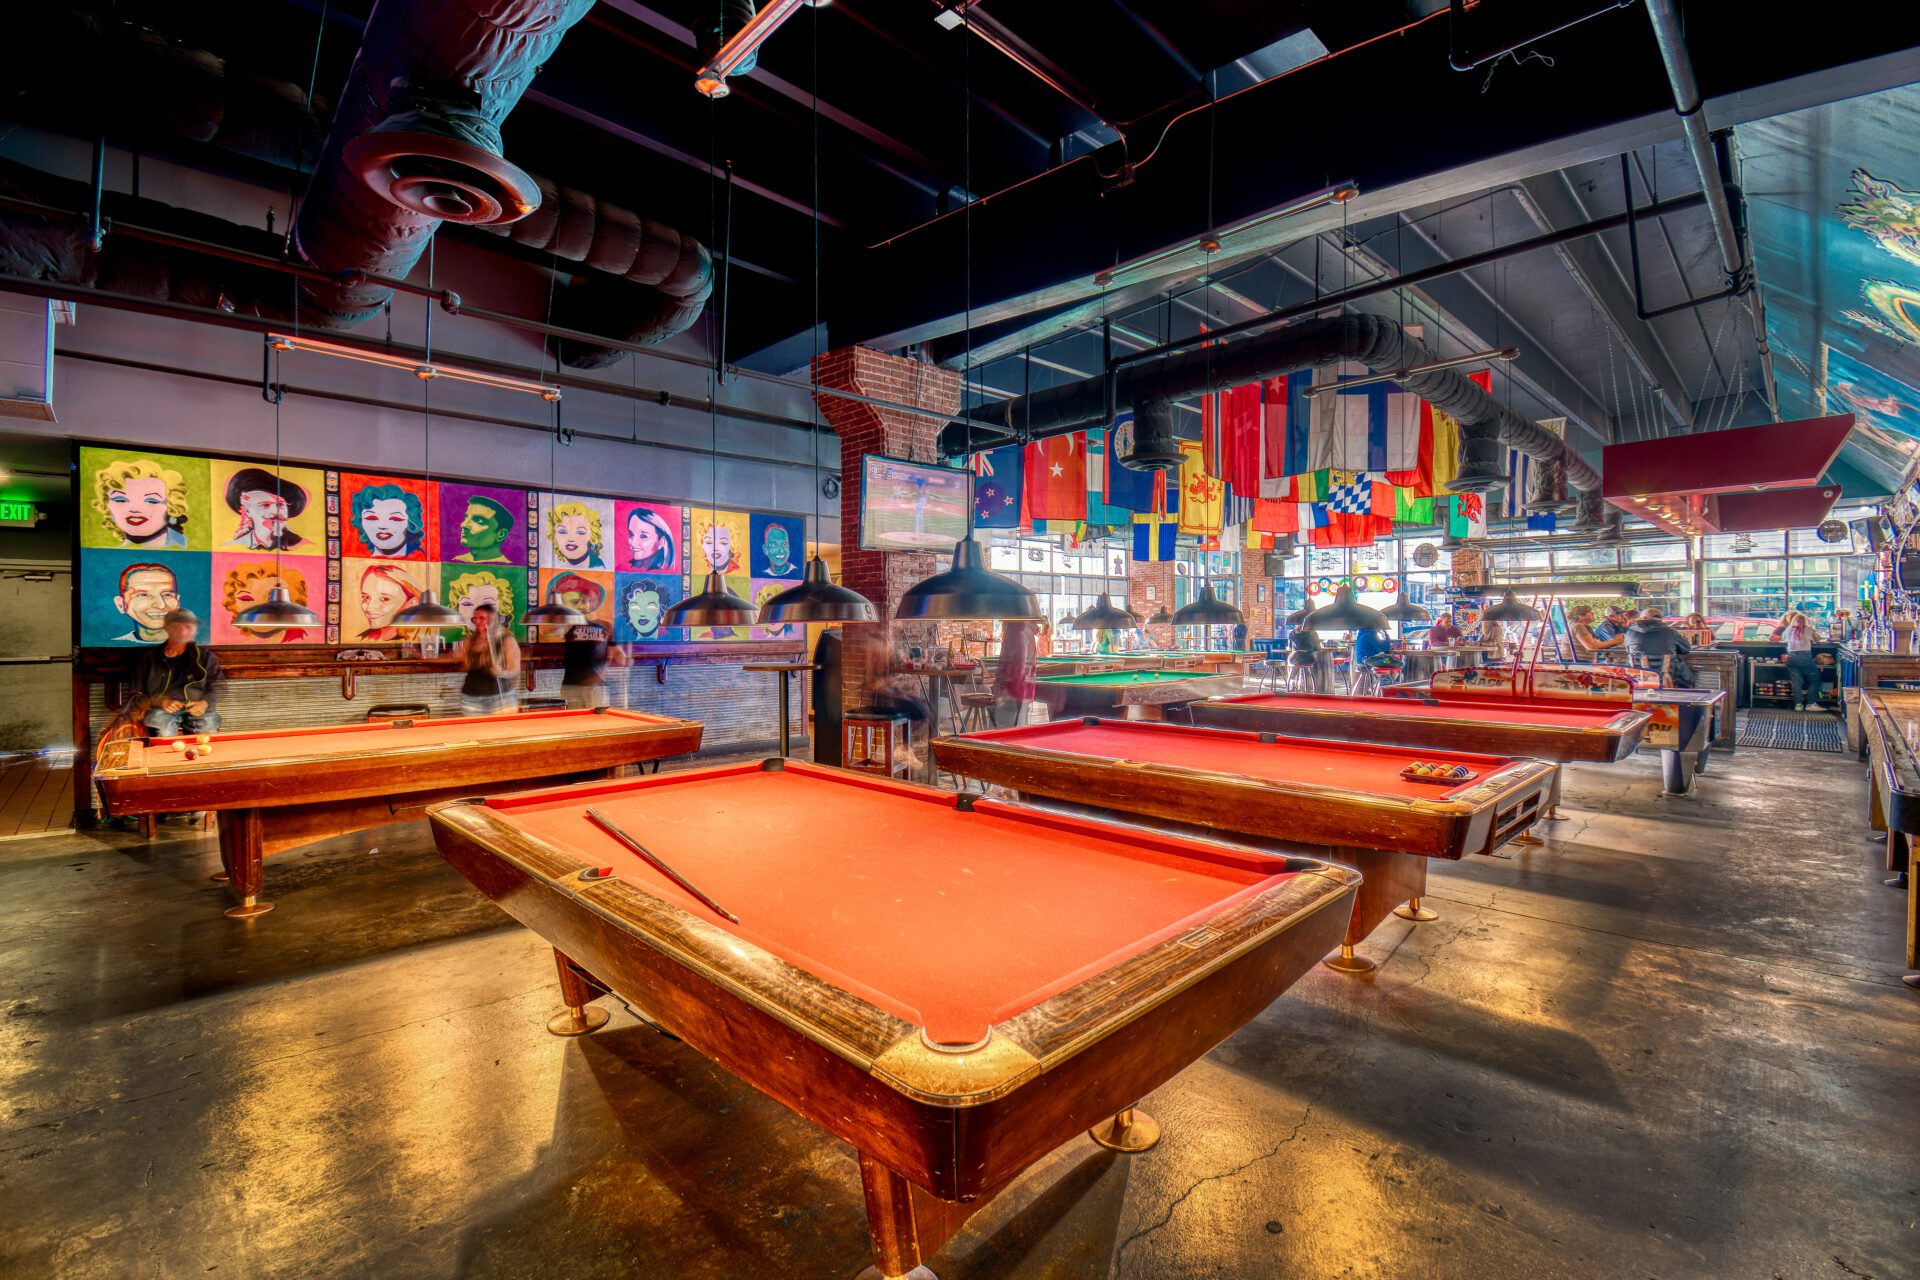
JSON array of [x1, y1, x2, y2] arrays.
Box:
[[1426, 614, 1462, 647], [1625, 608, 1694, 686], [131, 609, 224, 737], [1568, 604, 1625, 661]]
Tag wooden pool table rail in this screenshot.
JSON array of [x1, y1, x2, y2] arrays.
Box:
[[426, 761, 1359, 1277]]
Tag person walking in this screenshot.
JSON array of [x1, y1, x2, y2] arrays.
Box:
[[458, 603, 520, 715], [1771, 611, 1825, 710]]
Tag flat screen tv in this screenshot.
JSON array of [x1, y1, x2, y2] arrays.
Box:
[[860, 455, 974, 550]]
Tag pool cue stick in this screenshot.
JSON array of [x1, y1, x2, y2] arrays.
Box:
[[585, 807, 740, 923]]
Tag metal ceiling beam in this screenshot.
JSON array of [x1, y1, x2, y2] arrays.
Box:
[[841, 13, 1920, 353], [1512, 171, 1696, 430]]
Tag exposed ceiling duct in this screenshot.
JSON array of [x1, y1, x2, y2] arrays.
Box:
[[938, 313, 1602, 496], [10, 2, 709, 360], [290, 0, 595, 324]]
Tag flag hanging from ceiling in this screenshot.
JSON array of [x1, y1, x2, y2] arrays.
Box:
[[1250, 498, 1317, 535], [1307, 363, 1420, 475], [1176, 440, 1224, 536], [1131, 511, 1177, 561], [1020, 433, 1086, 524], [1219, 383, 1264, 495], [1083, 430, 1131, 526], [1392, 369, 1489, 496], [1311, 470, 1395, 549], [1394, 486, 1434, 524], [970, 444, 1024, 529], [1260, 372, 1315, 495], [1508, 416, 1565, 529], [1446, 491, 1487, 541]]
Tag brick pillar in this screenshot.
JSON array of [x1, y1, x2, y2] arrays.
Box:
[[1239, 556, 1274, 640], [813, 347, 962, 714], [1451, 547, 1487, 588], [1129, 559, 1177, 648]]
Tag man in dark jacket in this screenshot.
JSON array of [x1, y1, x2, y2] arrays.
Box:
[[1624, 608, 1694, 686], [132, 608, 224, 736]]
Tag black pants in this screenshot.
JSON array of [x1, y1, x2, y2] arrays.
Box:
[[1784, 652, 1820, 706]]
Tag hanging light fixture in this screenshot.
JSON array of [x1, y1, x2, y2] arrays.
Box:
[[665, 95, 758, 632], [1382, 593, 1431, 623], [1146, 607, 1173, 625], [1071, 593, 1140, 631], [894, 12, 1040, 625], [235, 343, 323, 633], [1306, 584, 1389, 632], [1285, 603, 1314, 627], [393, 253, 469, 631], [1171, 582, 1244, 627], [897, 539, 1042, 621], [759, 18, 875, 626], [1481, 589, 1543, 623], [523, 412, 588, 631]]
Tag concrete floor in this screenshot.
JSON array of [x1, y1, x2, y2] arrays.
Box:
[[2, 745, 1915, 1279]]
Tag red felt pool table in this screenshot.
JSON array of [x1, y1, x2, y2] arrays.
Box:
[[94, 707, 702, 918], [426, 760, 1359, 1280], [1190, 691, 1651, 764], [934, 718, 1556, 974]]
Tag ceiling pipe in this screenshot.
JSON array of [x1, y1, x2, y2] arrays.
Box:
[[290, 0, 594, 324], [939, 312, 1602, 493], [1107, 189, 1708, 371], [1643, 0, 1779, 419]]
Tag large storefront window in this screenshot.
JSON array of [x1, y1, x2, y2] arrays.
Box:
[[983, 534, 1130, 645]]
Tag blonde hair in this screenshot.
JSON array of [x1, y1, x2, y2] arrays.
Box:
[[222, 561, 307, 614], [545, 501, 603, 557], [93, 458, 189, 538], [447, 569, 516, 623]]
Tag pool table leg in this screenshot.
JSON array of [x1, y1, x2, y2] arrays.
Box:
[[1324, 848, 1431, 974], [855, 1154, 953, 1280], [1658, 749, 1695, 797], [217, 808, 273, 919], [545, 948, 611, 1037]]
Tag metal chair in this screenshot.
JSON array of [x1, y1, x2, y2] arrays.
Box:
[[1286, 654, 1317, 692]]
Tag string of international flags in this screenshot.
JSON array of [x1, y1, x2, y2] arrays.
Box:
[[969, 362, 1557, 562]]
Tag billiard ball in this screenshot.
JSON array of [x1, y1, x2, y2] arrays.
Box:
[[171, 740, 187, 753], [196, 734, 211, 745]]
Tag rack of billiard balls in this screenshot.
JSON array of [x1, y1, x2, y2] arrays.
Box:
[[170, 735, 216, 762]]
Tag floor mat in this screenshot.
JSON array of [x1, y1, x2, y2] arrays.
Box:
[[1736, 710, 1844, 752]]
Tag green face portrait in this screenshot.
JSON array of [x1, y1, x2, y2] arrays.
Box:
[[762, 524, 792, 573], [460, 501, 508, 559]]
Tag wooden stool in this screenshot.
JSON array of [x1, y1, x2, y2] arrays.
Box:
[[842, 712, 911, 779], [957, 692, 997, 734]]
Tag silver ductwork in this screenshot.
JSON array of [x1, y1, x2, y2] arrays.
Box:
[[940, 312, 1602, 496]]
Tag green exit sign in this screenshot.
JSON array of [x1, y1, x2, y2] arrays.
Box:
[[0, 500, 38, 526]]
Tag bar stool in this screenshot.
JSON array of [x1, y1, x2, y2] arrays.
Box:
[[957, 692, 997, 733], [1286, 654, 1317, 691]]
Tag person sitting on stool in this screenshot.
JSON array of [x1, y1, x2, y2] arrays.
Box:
[[1287, 621, 1322, 689], [132, 608, 223, 737]]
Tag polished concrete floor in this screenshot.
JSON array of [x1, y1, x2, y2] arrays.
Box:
[[2, 745, 1915, 1279]]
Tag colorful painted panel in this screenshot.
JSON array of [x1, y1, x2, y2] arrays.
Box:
[[613, 572, 684, 644], [614, 501, 684, 574], [691, 508, 749, 577], [439, 481, 532, 567], [748, 512, 804, 580], [208, 554, 323, 645], [78, 446, 212, 553], [341, 559, 433, 642], [339, 472, 436, 561], [208, 458, 326, 555], [536, 493, 616, 571], [79, 550, 211, 647]]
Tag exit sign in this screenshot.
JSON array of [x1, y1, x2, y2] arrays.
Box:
[[0, 500, 38, 527]]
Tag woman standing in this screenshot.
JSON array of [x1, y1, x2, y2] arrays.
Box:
[[458, 603, 520, 716], [559, 622, 628, 709], [1771, 611, 1825, 711]]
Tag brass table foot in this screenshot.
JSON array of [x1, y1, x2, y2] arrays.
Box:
[[546, 1005, 611, 1037], [1323, 944, 1375, 974], [1393, 897, 1440, 923], [224, 896, 273, 919], [1089, 1107, 1161, 1153]]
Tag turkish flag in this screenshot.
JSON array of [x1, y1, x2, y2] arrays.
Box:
[[1020, 433, 1087, 523]]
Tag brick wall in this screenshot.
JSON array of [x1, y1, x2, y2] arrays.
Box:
[[813, 347, 962, 711], [1128, 559, 1177, 647], [1239, 557, 1275, 639]]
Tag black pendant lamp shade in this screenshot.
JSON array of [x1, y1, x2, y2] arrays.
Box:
[[391, 588, 466, 629], [1306, 585, 1389, 632], [1284, 604, 1314, 627], [759, 557, 877, 624], [1146, 607, 1173, 625], [1072, 593, 1141, 631], [1481, 589, 1543, 623], [896, 539, 1042, 621], [1382, 593, 1431, 623], [523, 599, 588, 629], [664, 571, 760, 628], [1170, 583, 1244, 628], [233, 585, 321, 631]]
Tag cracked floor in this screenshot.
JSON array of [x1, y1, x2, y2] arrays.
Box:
[[2, 743, 1915, 1279]]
